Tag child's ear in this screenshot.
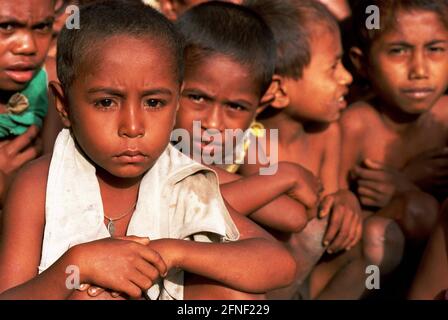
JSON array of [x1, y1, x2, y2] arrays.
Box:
[[349, 47, 368, 78], [158, 0, 180, 20], [258, 75, 290, 115], [49, 81, 71, 128]]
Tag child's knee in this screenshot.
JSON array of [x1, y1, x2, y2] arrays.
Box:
[[363, 216, 405, 274], [399, 191, 439, 241]]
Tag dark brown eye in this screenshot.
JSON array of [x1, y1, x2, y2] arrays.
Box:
[[94, 99, 114, 108], [189, 94, 205, 103], [145, 99, 165, 108], [0, 23, 15, 33]]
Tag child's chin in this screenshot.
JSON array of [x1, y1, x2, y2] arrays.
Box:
[[400, 104, 433, 115], [0, 78, 28, 93], [108, 165, 151, 179]]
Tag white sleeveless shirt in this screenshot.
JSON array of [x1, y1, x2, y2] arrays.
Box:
[[39, 129, 239, 299]]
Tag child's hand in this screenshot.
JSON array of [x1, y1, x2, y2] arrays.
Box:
[[69, 284, 125, 300], [282, 162, 323, 209], [145, 239, 183, 271], [0, 125, 42, 200], [403, 147, 448, 194], [72, 236, 168, 299], [0, 125, 42, 175], [351, 159, 417, 208], [319, 190, 363, 253], [72, 236, 153, 300], [118, 236, 182, 271]]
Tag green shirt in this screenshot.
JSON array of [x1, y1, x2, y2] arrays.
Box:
[[0, 68, 48, 138]]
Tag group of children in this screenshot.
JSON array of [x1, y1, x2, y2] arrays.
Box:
[[0, 0, 447, 300]]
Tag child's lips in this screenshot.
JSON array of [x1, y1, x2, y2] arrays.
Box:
[[115, 150, 147, 163], [336, 95, 348, 110], [401, 87, 435, 100], [5, 63, 37, 83], [4, 69, 35, 83]]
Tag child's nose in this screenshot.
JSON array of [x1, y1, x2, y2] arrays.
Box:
[[339, 64, 353, 86], [409, 51, 429, 80], [201, 105, 225, 132], [118, 105, 145, 138], [12, 30, 38, 56]]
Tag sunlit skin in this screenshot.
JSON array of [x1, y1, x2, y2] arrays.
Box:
[[283, 26, 352, 124], [158, 0, 242, 20], [366, 10, 448, 118], [175, 53, 262, 164], [54, 35, 179, 186], [337, 10, 448, 300], [0, 0, 54, 107]]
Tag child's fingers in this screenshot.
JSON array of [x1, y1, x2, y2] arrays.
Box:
[[322, 209, 343, 247], [6, 125, 39, 155], [327, 209, 352, 253], [87, 286, 105, 297], [347, 222, 363, 250], [116, 235, 150, 246], [353, 166, 386, 182], [14, 142, 42, 168], [77, 283, 90, 291], [119, 281, 144, 299], [359, 196, 379, 207], [357, 185, 382, 199], [135, 259, 163, 283], [364, 158, 385, 170], [129, 270, 154, 294], [139, 248, 168, 277], [318, 196, 334, 218], [342, 214, 360, 250]]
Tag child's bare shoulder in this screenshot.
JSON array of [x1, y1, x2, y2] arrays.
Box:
[[431, 95, 448, 121], [340, 100, 381, 136], [8, 154, 51, 203]]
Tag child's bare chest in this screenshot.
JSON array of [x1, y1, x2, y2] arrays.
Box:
[[361, 120, 447, 169], [277, 137, 324, 176]]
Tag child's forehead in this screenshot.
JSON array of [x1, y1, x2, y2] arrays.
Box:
[[190, 53, 251, 73], [0, 0, 55, 20], [184, 53, 261, 99], [383, 9, 448, 40], [73, 35, 179, 86], [309, 25, 341, 57], [81, 35, 175, 66]]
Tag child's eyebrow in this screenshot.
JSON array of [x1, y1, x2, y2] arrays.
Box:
[[426, 40, 448, 46], [182, 88, 211, 98], [87, 87, 173, 97], [0, 16, 25, 25], [386, 40, 448, 48], [223, 98, 253, 108], [0, 15, 54, 26], [87, 87, 125, 97], [32, 16, 55, 26], [386, 41, 414, 47]]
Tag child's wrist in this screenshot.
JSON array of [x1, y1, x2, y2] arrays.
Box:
[[65, 244, 90, 284], [277, 162, 299, 191]]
